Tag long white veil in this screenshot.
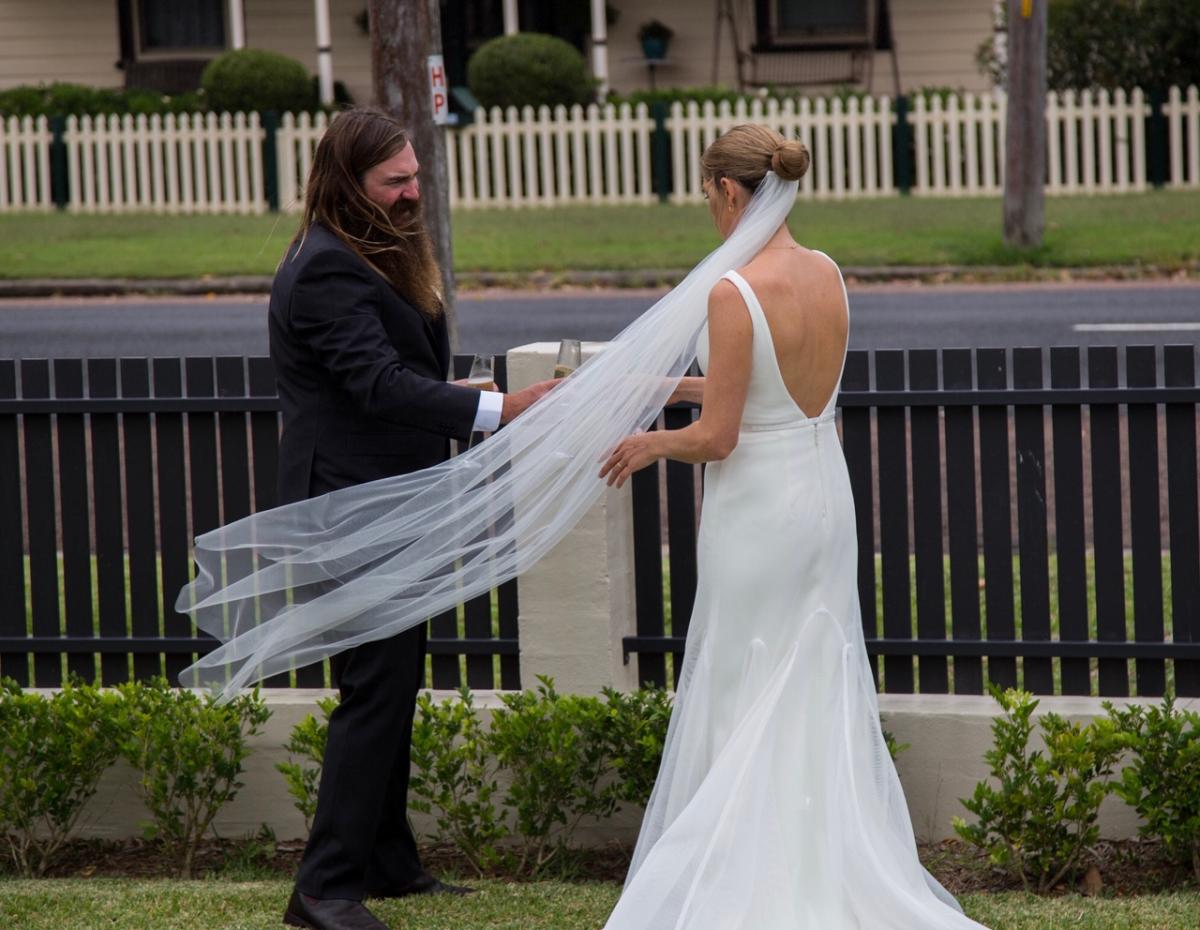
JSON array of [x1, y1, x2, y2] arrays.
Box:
[[178, 174, 799, 701]]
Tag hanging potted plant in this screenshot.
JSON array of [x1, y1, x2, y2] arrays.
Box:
[[638, 19, 674, 61]]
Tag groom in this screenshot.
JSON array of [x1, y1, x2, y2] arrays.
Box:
[[274, 108, 554, 930]]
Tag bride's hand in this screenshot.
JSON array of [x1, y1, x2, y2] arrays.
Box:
[[599, 431, 659, 488]]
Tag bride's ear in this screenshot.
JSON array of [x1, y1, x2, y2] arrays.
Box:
[[719, 176, 738, 211]]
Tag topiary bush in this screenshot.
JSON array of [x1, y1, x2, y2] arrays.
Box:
[[200, 48, 315, 114], [467, 33, 595, 110]]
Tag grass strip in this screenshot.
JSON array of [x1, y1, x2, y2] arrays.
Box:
[[1, 191, 1197, 280], [1, 879, 1197, 930]]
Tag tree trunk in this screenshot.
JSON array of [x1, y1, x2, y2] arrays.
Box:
[[1003, 0, 1047, 250], [369, 0, 458, 348]]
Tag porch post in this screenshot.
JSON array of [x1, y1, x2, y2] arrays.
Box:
[[314, 0, 335, 105], [228, 0, 245, 48], [590, 0, 609, 99], [502, 0, 518, 35]]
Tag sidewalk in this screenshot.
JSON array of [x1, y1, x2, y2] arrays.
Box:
[[1, 263, 1196, 298]]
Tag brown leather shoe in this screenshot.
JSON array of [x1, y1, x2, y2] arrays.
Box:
[[368, 871, 475, 899], [283, 888, 390, 930]]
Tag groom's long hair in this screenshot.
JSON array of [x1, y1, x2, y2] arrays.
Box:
[[291, 107, 443, 317]]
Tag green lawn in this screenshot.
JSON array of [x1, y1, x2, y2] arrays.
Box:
[[1, 879, 1197, 930], [1, 190, 1197, 279]]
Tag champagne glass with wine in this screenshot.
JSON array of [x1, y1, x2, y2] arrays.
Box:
[[555, 339, 582, 379], [466, 354, 495, 391]]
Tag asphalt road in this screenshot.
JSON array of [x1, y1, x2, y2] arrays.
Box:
[[1, 282, 1196, 365]]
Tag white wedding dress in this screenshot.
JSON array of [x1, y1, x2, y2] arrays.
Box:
[[604, 262, 989, 930]]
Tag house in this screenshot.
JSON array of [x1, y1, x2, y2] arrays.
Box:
[[0, 1, 995, 106]]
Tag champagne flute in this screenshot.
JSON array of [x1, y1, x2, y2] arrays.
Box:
[[466, 353, 495, 391], [554, 339, 582, 379]]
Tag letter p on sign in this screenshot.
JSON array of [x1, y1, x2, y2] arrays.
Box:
[[429, 54, 449, 125]]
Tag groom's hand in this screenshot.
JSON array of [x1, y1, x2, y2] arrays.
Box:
[[499, 379, 558, 424]]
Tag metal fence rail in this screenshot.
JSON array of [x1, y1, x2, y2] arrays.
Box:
[[0, 354, 519, 691], [625, 345, 1200, 698]]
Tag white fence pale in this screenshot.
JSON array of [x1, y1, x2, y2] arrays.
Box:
[[1164, 85, 1200, 189], [668, 96, 896, 203], [63, 112, 266, 214], [911, 88, 1150, 197], [0, 115, 52, 211]]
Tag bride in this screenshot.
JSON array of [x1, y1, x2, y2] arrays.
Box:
[[178, 121, 989, 929], [598, 126, 990, 930]]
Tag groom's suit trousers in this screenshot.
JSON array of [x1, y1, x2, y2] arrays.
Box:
[[294, 623, 428, 899]]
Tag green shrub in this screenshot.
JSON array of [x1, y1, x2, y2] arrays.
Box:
[[598, 685, 672, 807], [1108, 695, 1200, 883], [275, 695, 338, 833], [115, 678, 270, 878], [409, 687, 509, 875], [0, 679, 123, 877], [978, 0, 1200, 90], [467, 33, 595, 110], [405, 680, 672, 877], [200, 49, 315, 114], [490, 677, 618, 875], [0, 82, 205, 118], [953, 686, 1126, 893]]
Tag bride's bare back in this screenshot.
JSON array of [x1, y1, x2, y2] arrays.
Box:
[[736, 246, 848, 419]]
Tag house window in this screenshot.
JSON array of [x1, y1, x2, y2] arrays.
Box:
[[139, 0, 225, 51], [756, 0, 880, 50]]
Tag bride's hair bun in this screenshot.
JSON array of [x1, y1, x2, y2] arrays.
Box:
[[699, 124, 810, 191], [771, 140, 810, 182]]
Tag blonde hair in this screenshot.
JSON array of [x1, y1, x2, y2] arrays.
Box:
[[700, 124, 810, 190]]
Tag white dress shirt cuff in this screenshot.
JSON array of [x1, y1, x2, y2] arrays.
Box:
[[473, 390, 504, 432]]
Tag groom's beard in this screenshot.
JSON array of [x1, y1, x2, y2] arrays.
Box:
[[386, 200, 444, 318], [354, 199, 444, 319]]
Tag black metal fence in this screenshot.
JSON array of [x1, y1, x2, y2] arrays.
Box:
[[625, 345, 1200, 698], [0, 354, 519, 691]]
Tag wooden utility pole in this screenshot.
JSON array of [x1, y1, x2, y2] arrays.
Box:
[[1003, 0, 1047, 249], [370, 0, 458, 346]]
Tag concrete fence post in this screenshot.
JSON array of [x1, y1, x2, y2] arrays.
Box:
[[504, 342, 640, 696]]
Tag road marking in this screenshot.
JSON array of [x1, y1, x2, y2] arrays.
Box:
[[1073, 322, 1200, 332]]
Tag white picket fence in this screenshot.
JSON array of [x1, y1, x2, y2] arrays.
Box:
[[1, 85, 1197, 213], [61, 112, 266, 214], [0, 115, 53, 210], [668, 96, 896, 202], [1164, 84, 1200, 188], [910, 88, 1151, 196]]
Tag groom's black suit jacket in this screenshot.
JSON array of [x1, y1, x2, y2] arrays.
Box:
[[269, 222, 479, 504]]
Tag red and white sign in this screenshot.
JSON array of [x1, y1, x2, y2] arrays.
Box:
[[428, 54, 449, 125]]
